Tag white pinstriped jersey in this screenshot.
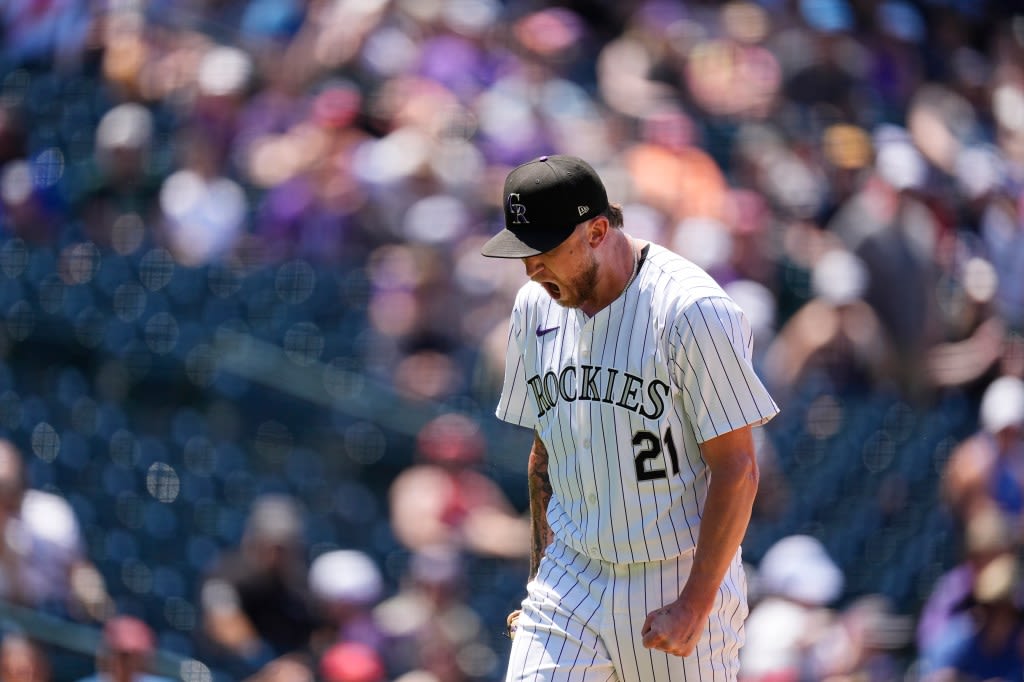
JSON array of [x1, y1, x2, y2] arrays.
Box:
[[496, 242, 780, 564]]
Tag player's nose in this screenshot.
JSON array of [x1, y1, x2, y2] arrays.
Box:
[[522, 255, 543, 279]]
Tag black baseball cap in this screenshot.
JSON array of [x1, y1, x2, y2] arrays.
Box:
[[481, 155, 609, 258]]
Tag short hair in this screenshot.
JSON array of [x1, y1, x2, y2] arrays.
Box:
[[602, 203, 624, 228]]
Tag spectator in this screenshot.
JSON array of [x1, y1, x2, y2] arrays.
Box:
[[922, 553, 1024, 681], [308, 549, 385, 650], [373, 546, 480, 682], [741, 534, 845, 681], [199, 494, 323, 675], [75, 615, 172, 682], [0, 0, 92, 66], [810, 594, 912, 682], [0, 633, 50, 682], [976, 163, 1024, 332], [762, 246, 895, 396], [0, 440, 111, 621], [0, 158, 64, 245], [157, 128, 248, 267], [318, 642, 386, 682], [388, 412, 529, 559], [942, 375, 1024, 531], [825, 126, 944, 400], [77, 102, 163, 252], [917, 503, 1017, 675]]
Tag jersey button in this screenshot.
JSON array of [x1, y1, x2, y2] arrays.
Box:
[[587, 493, 597, 504], [582, 438, 591, 448]]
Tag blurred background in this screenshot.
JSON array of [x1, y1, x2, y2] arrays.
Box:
[[2, 0, 1024, 680]]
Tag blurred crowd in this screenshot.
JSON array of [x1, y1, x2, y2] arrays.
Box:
[[3, 0, 1024, 679]]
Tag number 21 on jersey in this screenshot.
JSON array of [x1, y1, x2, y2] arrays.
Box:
[[632, 427, 680, 482]]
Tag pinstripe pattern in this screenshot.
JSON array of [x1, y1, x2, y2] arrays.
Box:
[[496, 242, 778, 680], [507, 539, 747, 682]]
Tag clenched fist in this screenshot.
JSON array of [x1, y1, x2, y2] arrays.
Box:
[[506, 609, 522, 639]]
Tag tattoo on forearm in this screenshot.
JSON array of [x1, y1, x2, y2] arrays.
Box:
[[528, 434, 553, 579]]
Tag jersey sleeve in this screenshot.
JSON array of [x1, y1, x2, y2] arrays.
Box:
[[494, 291, 537, 430], [671, 295, 779, 442]]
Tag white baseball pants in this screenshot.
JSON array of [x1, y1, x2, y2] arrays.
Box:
[[506, 539, 747, 682]]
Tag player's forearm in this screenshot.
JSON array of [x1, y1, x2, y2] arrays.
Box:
[[681, 449, 758, 609], [527, 433, 553, 580]]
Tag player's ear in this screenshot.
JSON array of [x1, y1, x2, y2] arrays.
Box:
[[585, 215, 609, 248]]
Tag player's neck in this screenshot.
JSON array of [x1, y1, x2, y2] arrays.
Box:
[[580, 232, 641, 318]]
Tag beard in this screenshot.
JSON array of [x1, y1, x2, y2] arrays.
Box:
[[548, 252, 599, 309]]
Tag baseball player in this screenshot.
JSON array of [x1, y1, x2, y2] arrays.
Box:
[[481, 155, 780, 681]]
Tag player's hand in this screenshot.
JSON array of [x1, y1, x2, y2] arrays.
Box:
[[640, 598, 706, 657], [506, 609, 522, 639]]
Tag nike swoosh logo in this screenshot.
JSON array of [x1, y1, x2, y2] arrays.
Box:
[[536, 325, 559, 337]]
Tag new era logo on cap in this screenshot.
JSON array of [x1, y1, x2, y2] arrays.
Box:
[[480, 155, 610, 259]]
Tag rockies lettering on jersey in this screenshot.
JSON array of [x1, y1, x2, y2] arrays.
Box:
[[526, 365, 670, 419]]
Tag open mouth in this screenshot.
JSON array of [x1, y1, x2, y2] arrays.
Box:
[[542, 282, 562, 299]]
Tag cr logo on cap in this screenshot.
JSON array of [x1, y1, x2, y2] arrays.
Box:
[[508, 193, 529, 224]]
